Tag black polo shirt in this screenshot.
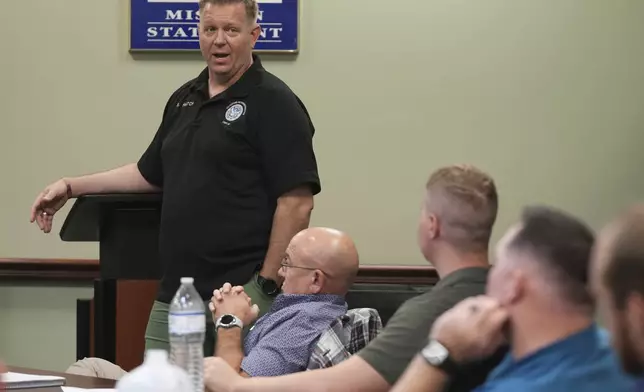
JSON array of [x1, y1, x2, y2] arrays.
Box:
[[138, 55, 321, 303]]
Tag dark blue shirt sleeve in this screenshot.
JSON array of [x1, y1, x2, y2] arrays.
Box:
[[240, 314, 322, 377]]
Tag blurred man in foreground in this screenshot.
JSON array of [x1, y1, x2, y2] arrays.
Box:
[[204, 164, 506, 392], [392, 206, 634, 392], [591, 204, 644, 390]]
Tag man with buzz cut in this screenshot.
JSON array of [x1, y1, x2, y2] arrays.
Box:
[[30, 0, 320, 355], [203, 164, 507, 392]]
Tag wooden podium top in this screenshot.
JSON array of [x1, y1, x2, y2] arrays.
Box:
[[60, 193, 162, 242]]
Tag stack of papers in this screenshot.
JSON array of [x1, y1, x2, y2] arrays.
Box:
[[2, 371, 65, 389]]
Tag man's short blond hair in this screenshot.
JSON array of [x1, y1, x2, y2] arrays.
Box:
[[425, 164, 498, 251], [199, 0, 258, 22]]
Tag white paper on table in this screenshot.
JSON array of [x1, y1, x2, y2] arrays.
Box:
[[2, 371, 65, 388], [61, 387, 116, 392], [3, 371, 65, 382]]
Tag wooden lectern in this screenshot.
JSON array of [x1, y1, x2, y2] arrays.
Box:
[[60, 194, 164, 371]]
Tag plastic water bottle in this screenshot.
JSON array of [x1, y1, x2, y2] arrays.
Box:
[[169, 277, 206, 392], [115, 349, 192, 392]]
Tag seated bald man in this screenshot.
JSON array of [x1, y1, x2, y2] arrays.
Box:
[[208, 227, 360, 378]]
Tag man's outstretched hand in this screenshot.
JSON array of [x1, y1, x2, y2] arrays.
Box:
[[30, 179, 71, 233]]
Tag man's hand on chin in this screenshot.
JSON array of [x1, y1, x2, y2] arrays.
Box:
[[430, 295, 508, 363], [204, 357, 244, 392]]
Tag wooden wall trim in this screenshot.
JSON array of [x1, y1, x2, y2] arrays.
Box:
[[0, 258, 100, 281], [354, 265, 438, 285], [0, 258, 438, 285]]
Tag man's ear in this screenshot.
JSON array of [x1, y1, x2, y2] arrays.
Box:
[[499, 269, 524, 306], [428, 214, 440, 240], [310, 270, 324, 294], [250, 23, 261, 46], [625, 292, 644, 338]]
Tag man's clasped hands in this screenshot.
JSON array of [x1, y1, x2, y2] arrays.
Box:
[[208, 282, 260, 328]]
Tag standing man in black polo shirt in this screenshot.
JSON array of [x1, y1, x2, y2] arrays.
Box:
[[29, 0, 320, 355]]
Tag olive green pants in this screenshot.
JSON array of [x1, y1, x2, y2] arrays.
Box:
[[144, 273, 275, 356]]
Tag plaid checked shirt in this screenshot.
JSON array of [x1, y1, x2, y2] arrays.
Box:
[[307, 308, 383, 370]]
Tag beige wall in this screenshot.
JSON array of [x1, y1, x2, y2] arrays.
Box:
[[2, 0, 644, 263], [1, 0, 643, 370], [0, 282, 94, 371]]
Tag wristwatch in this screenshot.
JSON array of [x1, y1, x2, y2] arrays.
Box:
[[215, 314, 243, 331], [420, 339, 459, 376], [256, 274, 279, 297]]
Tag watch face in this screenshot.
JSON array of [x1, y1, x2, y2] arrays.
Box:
[[423, 341, 449, 365], [221, 314, 235, 325]]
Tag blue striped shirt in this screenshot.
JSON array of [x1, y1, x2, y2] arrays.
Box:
[[241, 293, 347, 377]]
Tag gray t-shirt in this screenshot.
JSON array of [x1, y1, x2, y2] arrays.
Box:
[[358, 266, 506, 391]]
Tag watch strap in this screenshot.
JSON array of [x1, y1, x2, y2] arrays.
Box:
[[256, 274, 279, 297]]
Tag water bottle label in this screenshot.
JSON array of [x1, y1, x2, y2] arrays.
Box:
[[169, 313, 206, 334]]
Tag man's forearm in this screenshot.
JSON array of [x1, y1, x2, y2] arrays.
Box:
[[390, 356, 448, 392], [260, 191, 313, 280], [215, 329, 245, 373], [64, 163, 159, 197], [231, 356, 389, 392]]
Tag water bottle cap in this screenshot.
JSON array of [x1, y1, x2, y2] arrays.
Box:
[[180, 277, 194, 285], [144, 349, 168, 364]]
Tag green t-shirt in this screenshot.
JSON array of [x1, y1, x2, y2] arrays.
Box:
[[357, 266, 506, 391]]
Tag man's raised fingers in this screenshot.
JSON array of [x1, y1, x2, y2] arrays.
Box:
[[479, 306, 509, 331], [232, 285, 244, 294], [463, 295, 501, 315], [30, 192, 46, 222]]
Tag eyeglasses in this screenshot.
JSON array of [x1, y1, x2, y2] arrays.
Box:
[[280, 260, 317, 272], [280, 259, 329, 276]]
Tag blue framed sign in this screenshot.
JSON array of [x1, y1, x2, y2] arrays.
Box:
[[130, 0, 299, 53]]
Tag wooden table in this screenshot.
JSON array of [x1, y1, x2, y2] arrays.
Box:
[[7, 366, 116, 391]]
